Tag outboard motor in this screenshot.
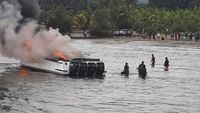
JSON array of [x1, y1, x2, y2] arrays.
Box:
[[69, 62, 79, 76], [87, 62, 96, 77], [78, 62, 87, 77], [96, 62, 105, 78], [69, 58, 106, 78]]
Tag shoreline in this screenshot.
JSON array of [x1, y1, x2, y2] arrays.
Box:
[[71, 36, 200, 45]]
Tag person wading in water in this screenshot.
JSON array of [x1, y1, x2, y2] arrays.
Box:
[[121, 62, 129, 76], [151, 54, 155, 67], [164, 57, 169, 71], [138, 61, 147, 79]]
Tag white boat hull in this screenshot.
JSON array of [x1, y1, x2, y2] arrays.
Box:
[[21, 59, 70, 75]]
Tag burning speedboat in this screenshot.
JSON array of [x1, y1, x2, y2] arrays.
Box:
[[21, 58, 106, 78], [21, 49, 106, 78]]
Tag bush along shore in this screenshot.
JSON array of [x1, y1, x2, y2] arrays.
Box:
[[38, 0, 200, 38]]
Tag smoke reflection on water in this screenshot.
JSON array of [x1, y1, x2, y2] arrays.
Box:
[[1, 39, 200, 113]]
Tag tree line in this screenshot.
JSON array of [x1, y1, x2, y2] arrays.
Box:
[[38, 0, 200, 37]]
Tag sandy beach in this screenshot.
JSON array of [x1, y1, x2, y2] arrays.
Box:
[[72, 36, 200, 47]]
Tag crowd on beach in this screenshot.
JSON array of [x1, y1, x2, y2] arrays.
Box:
[[135, 32, 200, 41], [71, 29, 200, 41]]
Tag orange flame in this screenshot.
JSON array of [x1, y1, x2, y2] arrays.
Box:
[[18, 68, 29, 77], [53, 50, 68, 60], [23, 39, 32, 51]]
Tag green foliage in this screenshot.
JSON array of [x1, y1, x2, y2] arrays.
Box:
[[108, 1, 131, 29], [90, 9, 112, 37], [39, 0, 200, 37], [129, 7, 200, 33], [73, 10, 90, 31], [39, 6, 73, 34], [149, 0, 200, 9]]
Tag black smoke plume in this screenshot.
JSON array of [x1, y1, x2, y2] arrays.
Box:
[[18, 0, 40, 19], [0, 0, 84, 62]]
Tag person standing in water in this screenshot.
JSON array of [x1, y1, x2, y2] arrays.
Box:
[[151, 54, 155, 67], [121, 62, 129, 76], [138, 61, 147, 78], [164, 57, 169, 70]]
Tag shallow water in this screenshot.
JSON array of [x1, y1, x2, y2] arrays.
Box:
[[0, 39, 200, 113]]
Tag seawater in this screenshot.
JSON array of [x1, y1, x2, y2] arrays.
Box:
[[0, 39, 200, 113]]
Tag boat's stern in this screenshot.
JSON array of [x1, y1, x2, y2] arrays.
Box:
[[21, 58, 106, 78]]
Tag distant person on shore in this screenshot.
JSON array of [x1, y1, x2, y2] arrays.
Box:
[[189, 33, 193, 41], [83, 31, 87, 38], [164, 57, 169, 70], [151, 54, 155, 67], [157, 33, 160, 40], [138, 61, 147, 78], [121, 62, 129, 76]]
